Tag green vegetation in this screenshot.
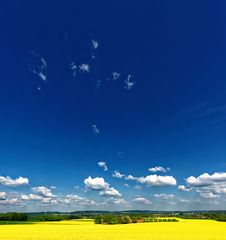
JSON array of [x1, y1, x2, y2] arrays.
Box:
[[94, 215, 132, 224], [0, 211, 226, 224], [0, 212, 28, 222], [94, 215, 179, 224]]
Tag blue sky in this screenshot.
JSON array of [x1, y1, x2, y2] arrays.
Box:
[[0, 0, 226, 212]]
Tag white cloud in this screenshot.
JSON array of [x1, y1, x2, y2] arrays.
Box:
[[125, 175, 137, 181], [148, 166, 170, 173], [112, 171, 125, 179], [154, 193, 174, 200], [136, 175, 177, 186], [0, 176, 29, 186], [84, 176, 109, 190], [35, 72, 46, 81], [99, 187, 121, 198], [179, 198, 191, 203], [70, 62, 78, 78], [30, 54, 47, 81], [186, 172, 226, 187], [21, 194, 43, 201], [0, 192, 6, 200], [92, 124, 100, 135], [183, 172, 226, 199], [79, 64, 90, 73], [0, 198, 19, 205], [63, 194, 96, 206], [133, 197, 152, 205], [114, 170, 177, 187], [40, 198, 58, 204], [112, 72, 120, 81], [91, 39, 99, 49], [113, 198, 127, 205], [199, 192, 220, 199], [124, 183, 129, 187], [124, 74, 135, 90], [32, 186, 55, 197], [178, 185, 192, 192], [98, 162, 108, 171], [84, 176, 121, 198]]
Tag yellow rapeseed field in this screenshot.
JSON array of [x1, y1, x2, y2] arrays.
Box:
[[0, 219, 225, 240]]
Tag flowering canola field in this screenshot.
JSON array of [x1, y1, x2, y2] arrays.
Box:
[[0, 219, 226, 240]]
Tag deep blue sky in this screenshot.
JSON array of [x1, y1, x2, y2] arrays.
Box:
[[0, 0, 226, 212]]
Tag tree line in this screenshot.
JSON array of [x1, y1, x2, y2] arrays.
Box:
[[94, 215, 179, 224], [0, 212, 28, 221]]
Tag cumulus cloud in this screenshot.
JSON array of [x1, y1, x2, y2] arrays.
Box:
[[136, 175, 177, 186], [186, 172, 226, 187], [178, 185, 192, 192], [21, 194, 43, 201], [0, 198, 19, 205], [181, 172, 226, 199], [199, 192, 220, 199], [0, 192, 6, 200], [79, 64, 90, 73], [99, 187, 121, 198], [125, 175, 137, 181], [113, 170, 177, 187], [112, 171, 125, 179], [92, 124, 100, 135], [133, 197, 152, 205], [20, 192, 96, 206], [124, 74, 135, 90], [0, 176, 29, 186], [32, 186, 55, 197], [98, 162, 108, 171], [154, 193, 174, 200], [84, 176, 109, 190], [84, 176, 121, 198], [148, 166, 170, 173], [63, 194, 96, 206], [113, 198, 127, 205]]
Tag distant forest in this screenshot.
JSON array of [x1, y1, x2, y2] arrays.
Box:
[[0, 211, 226, 224]]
